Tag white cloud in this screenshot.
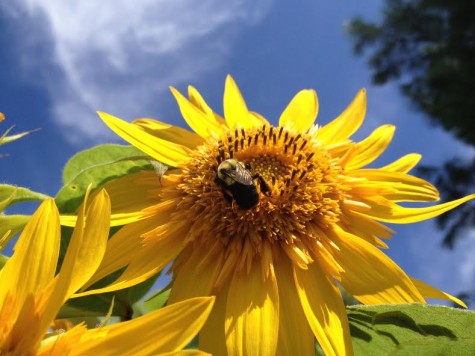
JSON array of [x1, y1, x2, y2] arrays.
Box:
[[2, 0, 272, 144]]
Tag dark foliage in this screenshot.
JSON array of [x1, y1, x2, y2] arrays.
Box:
[[348, 0, 475, 249]]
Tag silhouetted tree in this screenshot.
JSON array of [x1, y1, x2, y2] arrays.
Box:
[[348, 0, 475, 248]]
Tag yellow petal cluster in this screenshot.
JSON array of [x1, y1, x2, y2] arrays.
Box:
[[0, 189, 214, 355]]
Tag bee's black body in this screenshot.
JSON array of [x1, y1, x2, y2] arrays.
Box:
[[215, 159, 270, 210]]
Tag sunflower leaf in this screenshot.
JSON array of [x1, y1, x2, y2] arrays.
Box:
[[126, 272, 159, 305], [61, 276, 159, 320], [0, 254, 8, 269], [348, 303, 475, 355], [0, 215, 30, 248], [56, 144, 153, 214], [142, 286, 171, 312], [58, 293, 130, 320], [0, 184, 50, 209]]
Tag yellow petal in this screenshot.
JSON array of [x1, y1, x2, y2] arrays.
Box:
[[348, 170, 440, 202], [158, 350, 210, 356], [0, 199, 60, 308], [8, 294, 39, 351], [168, 245, 224, 304], [225, 259, 279, 356], [410, 277, 467, 308], [249, 111, 271, 126], [331, 227, 424, 304], [99, 111, 191, 167], [199, 279, 230, 356], [81, 214, 165, 291], [74, 221, 188, 297], [279, 89, 318, 133], [38, 190, 111, 336], [71, 297, 215, 355], [293, 260, 353, 356], [38, 324, 87, 355], [223, 75, 264, 129], [343, 211, 395, 243], [94, 169, 161, 215], [316, 89, 366, 145], [275, 256, 315, 356], [133, 118, 205, 149], [60, 189, 111, 296], [170, 87, 227, 138], [343, 125, 395, 170], [381, 153, 422, 173], [61, 211, 144, 227], [188, 85, 227, 126], [361, 194, 475, 224]]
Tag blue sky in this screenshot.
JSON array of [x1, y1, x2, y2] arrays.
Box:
[[1, 1, 474, 301]]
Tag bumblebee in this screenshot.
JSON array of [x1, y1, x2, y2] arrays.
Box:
[[215, 159, 271, 210]]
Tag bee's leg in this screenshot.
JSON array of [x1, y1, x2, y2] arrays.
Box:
[[253, 173, 271, 196]]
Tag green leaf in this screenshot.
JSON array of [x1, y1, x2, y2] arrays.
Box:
[[348, 303, 475, 355], [126, 272, 159, 305], [142, 286, 171, 313], [0, 184, 50, 210], [60, 272, 159, 321], [56, 144, 153, 214], [0, 254, 8, 269], [0, 215, 30, 249], [58, 293, 130, 320]]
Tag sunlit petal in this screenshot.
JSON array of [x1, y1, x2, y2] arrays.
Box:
[[38, 189, 111, 337], [223, 75, 264, 129], [343, 124, 395, 170], [316, 88, 366, 145], [70, 297, 215, 355], [199, 279, 230, 356], [360, 194, 475, 223], [348, 169, 440, 202], [275, 256, 315, 356], [0, 199, 60, 309], [332, 227, 424, 304], [99, 111, 191, 167], [294, 261, 353, 356], [61, 189, 111, 296], [171, 87, 227, 137], [225, 259, 279, 356], [81, 214, 166, 291], [279, 89, 318, 133], [133, 118, 205, 149], [188, 85, 227, 126], [74, 221, 188, 297], [380, 153, 422, 173], [411, 277, 467, 308], [168, 245, 224, 303]]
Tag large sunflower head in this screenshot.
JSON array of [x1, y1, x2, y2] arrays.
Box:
[[89, 75, 474, 355]]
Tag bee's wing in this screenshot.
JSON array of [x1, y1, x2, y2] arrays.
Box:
[[226, 165, 254, 185]]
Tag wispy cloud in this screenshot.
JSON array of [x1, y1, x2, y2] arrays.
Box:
[[2, 1, 271, 144]]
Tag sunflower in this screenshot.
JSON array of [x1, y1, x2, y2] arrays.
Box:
[[0, 189, 214, 355], [76, 76, 474, 355]]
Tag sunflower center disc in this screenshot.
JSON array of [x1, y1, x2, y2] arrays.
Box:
[[168, 124, 345, 250]]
